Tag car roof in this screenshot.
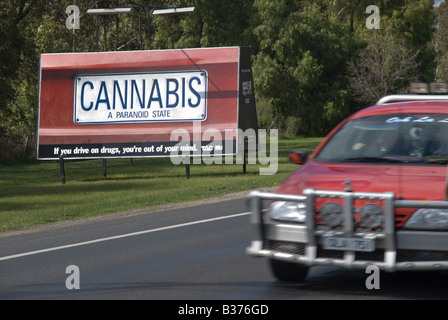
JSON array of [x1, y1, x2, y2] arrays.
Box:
[[351, 96, 448, 119], [376, 94, 448, 105]]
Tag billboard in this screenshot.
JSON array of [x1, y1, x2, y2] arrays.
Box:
[[37, 47, 257, 160]]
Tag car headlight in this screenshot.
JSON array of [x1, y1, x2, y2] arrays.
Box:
[[404, 209, 448, 230], [268, 201, 306, 223]]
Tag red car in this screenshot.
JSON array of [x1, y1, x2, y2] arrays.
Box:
[[247, 83, 448, 281]]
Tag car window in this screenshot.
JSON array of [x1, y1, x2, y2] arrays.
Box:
[[315, 113, 448, 164]]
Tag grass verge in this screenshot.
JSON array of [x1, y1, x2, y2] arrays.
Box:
[[0, 136, 323, 232]]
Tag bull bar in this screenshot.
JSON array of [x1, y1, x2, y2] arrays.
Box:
[[246, 189, 448, 272]]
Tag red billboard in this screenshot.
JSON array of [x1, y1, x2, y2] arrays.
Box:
[[37, 47, 257, 160]]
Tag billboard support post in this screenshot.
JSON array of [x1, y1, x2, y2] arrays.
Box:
[[103, 159, 107, 177], [186, 162, 190, 179], [59, 157, 66, 184], [243, 150, 247, 174]]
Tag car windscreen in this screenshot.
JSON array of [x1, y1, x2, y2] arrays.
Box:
[[314, 113, 448, 164]]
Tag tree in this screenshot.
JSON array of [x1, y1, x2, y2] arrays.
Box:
[[252, 2, 357, 135], [434, 0, 448, 81], [152, 0, 255, 50], [385, 0, 437, 82], [0, 0, 442, 161], [330, 0, 375, 31], [0, 0, 39, 113], [0, 0, 42, 161], [347, 0, 436, 107], [347, 32, 421, 106]]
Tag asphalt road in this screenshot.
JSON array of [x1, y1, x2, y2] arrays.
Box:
[[1, 193, 448, 301]]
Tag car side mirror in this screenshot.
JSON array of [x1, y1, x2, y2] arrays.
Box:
[[288, 150, 308, 165]]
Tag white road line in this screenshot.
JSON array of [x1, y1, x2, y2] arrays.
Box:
[[0, 212, 251, 262]]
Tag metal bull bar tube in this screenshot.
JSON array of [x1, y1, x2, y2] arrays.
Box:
[[246, 189, 448, 272]]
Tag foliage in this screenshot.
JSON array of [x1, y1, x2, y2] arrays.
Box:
[[435, 0, 448, 81], [253, 1, 358, 135], [347, 31, 421, 106], [153, 0, 255, 49], [0, 0, 441, 161]]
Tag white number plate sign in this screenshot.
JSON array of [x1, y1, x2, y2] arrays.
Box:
[[74, 70, 207, 124], [323, 237, 375, 252]]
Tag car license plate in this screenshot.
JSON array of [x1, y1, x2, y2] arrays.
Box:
[[323, 237, 375, 252]]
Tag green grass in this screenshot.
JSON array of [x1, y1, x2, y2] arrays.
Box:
[[0, 136, 323, 232]]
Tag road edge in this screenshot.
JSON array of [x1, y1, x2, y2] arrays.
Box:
[[0, 186, 277, 238]]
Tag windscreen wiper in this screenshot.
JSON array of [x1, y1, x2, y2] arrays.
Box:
[[424, 156, 448, 164], [342, 156, 414, 163]]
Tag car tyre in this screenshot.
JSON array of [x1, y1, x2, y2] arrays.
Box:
[[269, 258, 309, 282]]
